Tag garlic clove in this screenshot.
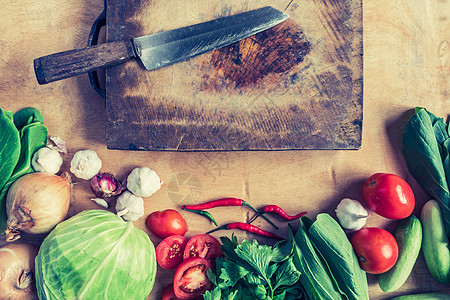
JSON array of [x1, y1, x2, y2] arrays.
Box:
[[90, 172, 122, 198], [70, 150, 102, 180], [90, 198, 109, 209], [126, 167, 162, 197], [31, 146, 63, 174], [335, 198, 368, 231], [115, 191, 144, 221]]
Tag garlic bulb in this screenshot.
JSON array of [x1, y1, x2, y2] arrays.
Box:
[[335, 198, 368, 231], [70, 150, 102, 180], [126, 167, 162, 197], [31, 146, 63, 174], [115, 191, 144, 221]]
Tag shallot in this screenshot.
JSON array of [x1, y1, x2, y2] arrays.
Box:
[[0, 242, 39, 300], [90, 172, 122, 198], [5, 172, 71, 242]]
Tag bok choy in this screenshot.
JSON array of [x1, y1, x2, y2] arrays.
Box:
[[292, 214, 369, 300], [402, 108, 450, 237]]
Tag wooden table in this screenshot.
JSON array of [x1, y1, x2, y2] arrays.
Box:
[[1, 0, 450, 299]]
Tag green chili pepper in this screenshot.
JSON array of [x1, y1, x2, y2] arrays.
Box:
[[182, 207, 218, 226]]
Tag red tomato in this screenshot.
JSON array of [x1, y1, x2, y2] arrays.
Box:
[[362, 173, 415, 219], [156, 235, 188, 269], [146, 209, 187, 239], [350, 227, 399, 274], [183, 234, 222, 267], [161, 283, 179, 300], [173, 257, 213, 299]]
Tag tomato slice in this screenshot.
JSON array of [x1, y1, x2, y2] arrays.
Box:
[[183, 234, 222, 267], [173, 257, 213, 299], [161, 283, 179, 300], [156, 235, 188, 270]]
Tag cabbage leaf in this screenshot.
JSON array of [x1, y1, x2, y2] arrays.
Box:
[[35, 210, 157, 300]]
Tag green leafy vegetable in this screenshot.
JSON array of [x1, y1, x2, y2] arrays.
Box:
[[35, 210, 157, 300], [402, 108, 450, 236], [0, 108, 47, 231], [0, 108, 20, 193], [204, 234, 302, 300], [292, 217, 344, 300], [308, 214, 369, 300], [13, 107, 44, 131]]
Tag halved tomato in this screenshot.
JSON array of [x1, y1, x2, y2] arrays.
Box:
[[173, 257, 213, 299], [156, 235, 188, 270], [183, 234, 222, 267]]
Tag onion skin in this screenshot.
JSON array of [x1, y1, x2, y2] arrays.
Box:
[[5, 172, 71, 242], [0, 242, 39, 300]]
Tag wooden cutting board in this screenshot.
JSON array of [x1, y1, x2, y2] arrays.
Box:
[[105, 0, 363, 151]]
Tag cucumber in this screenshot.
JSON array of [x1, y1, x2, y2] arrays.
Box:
[[421, 200, 450, 284], [378, 215, 422, 292], [390, 293, 450, 300]]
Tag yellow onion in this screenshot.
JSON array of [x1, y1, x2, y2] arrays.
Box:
[[5, 172, 71, 242], [0, 242, 39, 300]]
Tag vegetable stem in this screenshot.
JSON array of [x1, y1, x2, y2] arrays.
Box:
[[206, 222, 283, 240]]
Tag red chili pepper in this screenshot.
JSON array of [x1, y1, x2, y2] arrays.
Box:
[[182, 198, 246, 210], [261, 205, 307, 221], [206, 222, 283, 240], [181, 198, 278, 229]]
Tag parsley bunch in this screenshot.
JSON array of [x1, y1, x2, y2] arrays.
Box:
[[203, 235, 302, 300]]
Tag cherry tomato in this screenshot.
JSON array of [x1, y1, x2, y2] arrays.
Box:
[[173, 257, 213, 299], [183, 234, 222, 267], [156, 235, 188, 269], [146, 209, 187, 239], [350, 227, 399, 274], [362, 173, 415, 219], [161, 283, 179, 300]]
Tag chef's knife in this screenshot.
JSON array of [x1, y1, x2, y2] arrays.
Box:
[[34, 6, 288, 85]]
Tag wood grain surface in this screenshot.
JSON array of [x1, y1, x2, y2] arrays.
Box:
[[1, 0, 450, 299], [105, 0, 363, 151]]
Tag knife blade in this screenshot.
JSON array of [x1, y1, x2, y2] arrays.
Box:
[[34, 6, 288, 85]]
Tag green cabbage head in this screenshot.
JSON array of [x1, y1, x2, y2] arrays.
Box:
[[35, 209, 157, 299]]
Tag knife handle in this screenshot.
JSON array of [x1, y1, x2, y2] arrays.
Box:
[[34, 40, 136, 85]]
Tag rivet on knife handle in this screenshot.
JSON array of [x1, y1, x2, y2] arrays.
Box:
[[34, 40, 136, 85]]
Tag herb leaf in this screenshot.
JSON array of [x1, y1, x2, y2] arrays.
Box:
[[218, 260, 251, 287], [273, 259, 301, 290], [234, 239, 273, 279], [212, 235, 300, 300]]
